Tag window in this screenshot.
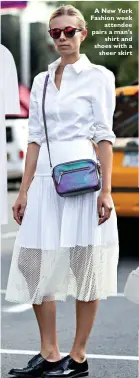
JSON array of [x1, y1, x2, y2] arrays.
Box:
[[113, 91, 138, 137], [6, 127, 13, 143]]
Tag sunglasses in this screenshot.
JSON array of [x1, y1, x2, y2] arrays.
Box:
[[48, 26, 83, 39]]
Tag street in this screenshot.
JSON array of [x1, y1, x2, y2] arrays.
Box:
[[1, 190, 139, 378]]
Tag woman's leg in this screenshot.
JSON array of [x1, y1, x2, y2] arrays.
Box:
[[33, 301, 61, 361], [70, 299, 99, 362], [18, 247, 61, 361]]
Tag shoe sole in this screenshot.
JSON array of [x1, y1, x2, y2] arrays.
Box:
[[8, 375, 36, 377], [9, 371, 89, 378], [71, 372, 89, 378], [9, 375, 39, 378], [8, 374, 40, 377], [43, 372, 89, 378]]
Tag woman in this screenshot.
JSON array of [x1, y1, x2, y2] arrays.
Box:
[[6, 4, 119, 378]]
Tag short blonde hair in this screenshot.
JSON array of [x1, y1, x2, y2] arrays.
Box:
[[49, 4, 87, 30]]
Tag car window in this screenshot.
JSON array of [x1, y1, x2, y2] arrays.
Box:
[[113, 90, 138, 137], [6, 127, 13, 143]]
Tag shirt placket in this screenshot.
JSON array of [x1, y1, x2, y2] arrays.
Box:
[[50, 68, 66, 138]]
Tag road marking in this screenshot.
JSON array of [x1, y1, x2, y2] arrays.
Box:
[[1, 231, 17, 239], [0, 349, 139, 361], [2, 304, 32, 312]]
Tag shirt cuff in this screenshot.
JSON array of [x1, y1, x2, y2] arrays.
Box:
[[93, 133, 116, 145], [28, 137, 42, 146]]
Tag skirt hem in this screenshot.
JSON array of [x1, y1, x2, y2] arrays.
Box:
[[5, 290, 118, 304]]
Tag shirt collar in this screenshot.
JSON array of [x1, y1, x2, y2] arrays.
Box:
[[48, 53, 92, 75]]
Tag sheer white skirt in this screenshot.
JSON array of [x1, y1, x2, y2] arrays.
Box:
[[5, 139, 119, 304]]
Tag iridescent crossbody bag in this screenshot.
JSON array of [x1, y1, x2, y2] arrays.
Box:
[[42, 73, 101, 197]]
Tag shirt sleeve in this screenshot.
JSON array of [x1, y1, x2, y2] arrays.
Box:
[[4, 49, 20, 115], [28, 76, 42, 146], [91, 70, 116, 145]]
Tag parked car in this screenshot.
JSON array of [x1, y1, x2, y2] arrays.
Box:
[[6, 118, 28, 184], [111, 85, 139, 217]]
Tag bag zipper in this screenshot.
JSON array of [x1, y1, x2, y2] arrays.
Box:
[[58, 167, 90, 184]]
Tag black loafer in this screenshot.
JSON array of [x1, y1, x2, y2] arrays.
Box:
[[8, 352, 42, 374], [42, 355, 89, 377], [8, 354, 62, 377], [27, 353, 42, 367]]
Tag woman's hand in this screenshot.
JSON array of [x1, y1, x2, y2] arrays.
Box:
[[12, 142, 40, 225], [97, 191, 113, 225], [12, 193, 27, 225]]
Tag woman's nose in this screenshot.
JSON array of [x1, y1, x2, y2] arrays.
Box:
[[60, 30, 66, 39]]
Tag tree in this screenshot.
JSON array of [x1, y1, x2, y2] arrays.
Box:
[[47, 1, 138, 85]]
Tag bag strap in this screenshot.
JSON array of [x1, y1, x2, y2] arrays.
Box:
[[91, 140, 100, 164], [42, 73, 53, 170]]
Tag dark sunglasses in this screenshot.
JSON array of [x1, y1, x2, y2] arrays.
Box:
[[48, 26, 83, 39]]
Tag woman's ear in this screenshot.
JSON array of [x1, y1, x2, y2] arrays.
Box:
[[81, 29, 88, 41], [83, 29, 88, 37]]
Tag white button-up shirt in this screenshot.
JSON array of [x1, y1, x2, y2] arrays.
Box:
[[28, 53, 116, 146]]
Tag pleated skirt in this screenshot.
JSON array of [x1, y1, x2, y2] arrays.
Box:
[[5, 139, 119, 304]]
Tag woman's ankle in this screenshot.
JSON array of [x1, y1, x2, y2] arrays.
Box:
[[69, 348, 86, 363], [41, 346, 61, 361]]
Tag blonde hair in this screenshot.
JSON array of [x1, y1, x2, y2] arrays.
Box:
[[49, 4, 87, 30]]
